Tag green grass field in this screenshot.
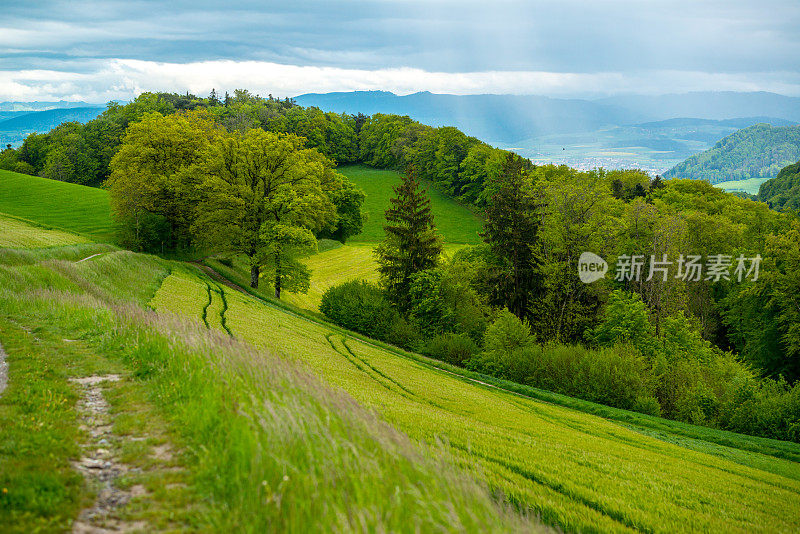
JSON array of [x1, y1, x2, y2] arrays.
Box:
[[155, 255, 800, 533], [0, 225, 531, 532], [0, 214, 90, 248], [0, 169, 113, 240], [338, 165, 483, 244], [715, 177, 772, 196]]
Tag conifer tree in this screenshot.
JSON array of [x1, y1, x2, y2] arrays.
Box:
[[376, 167, 443, 311], [481, 153, 542, 320]]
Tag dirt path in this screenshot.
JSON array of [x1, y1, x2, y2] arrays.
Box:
[[189, 261, 243, 293], [70, 375, 146, 534], [76, 252, 107, 263], [0, 342, 7, 396]]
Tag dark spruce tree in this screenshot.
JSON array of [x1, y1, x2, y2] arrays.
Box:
[[481, 153, 542, 321], [376, 167, 443, 312]]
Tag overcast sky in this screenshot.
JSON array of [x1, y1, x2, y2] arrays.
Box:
[[1, 0, 799, 102]]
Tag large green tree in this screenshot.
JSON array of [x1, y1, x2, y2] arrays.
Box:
[[106, 109, 221, 250], [376, 167, 443, 311], [193, 129, 339, 295], [481, 153, 543, 321]]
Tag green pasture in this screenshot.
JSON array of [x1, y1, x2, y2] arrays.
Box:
[[0, 169, 113, 240], [338, 165, 483, 244]]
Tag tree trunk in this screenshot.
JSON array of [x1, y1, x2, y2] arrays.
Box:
[[274, 256, 281, 299], [250, 264, 259, 288]]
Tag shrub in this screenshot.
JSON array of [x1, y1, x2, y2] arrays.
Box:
[[483, 309, 534, 355], [588, 290, 657, 358], [633, 396, 661, 417], [424, 333, 479, 366], [319, 280, 398, 339], [524, 343, 652, 411], [385, 314, 422, 351]]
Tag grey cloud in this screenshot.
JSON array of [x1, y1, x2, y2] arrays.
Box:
[[0, 0, 798, 99]]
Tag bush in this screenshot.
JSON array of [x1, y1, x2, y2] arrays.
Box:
[[633, 396, 661, 417], [385, 315, 421, 351], [525, 344, 652, 411], [588, 290, 657, 358], [424, 333, 479, 366], [320, 280, 398, 340]]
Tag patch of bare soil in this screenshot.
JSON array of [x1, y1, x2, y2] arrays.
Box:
[[70, 375, 147, 534]]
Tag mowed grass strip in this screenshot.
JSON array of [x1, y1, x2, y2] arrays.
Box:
[[154, 269, 800, 533], [0, 169, 112, 240], [338, 165, 483, 244], [0, 215, 90, 248], [148, 269, 210, 326]]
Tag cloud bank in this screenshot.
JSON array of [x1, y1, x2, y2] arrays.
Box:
[[2, 59, 800, 103], [0, 0, 798, 101]]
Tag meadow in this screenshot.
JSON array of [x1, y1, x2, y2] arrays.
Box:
[[0, 169, 113, 240], [0, 214, 90, 248], [0, 226, 530, 532], [151, 260, 800, 533], [715, 176, 771, 195], [337, 165, 483, 244]]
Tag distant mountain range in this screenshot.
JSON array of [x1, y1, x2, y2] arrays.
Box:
[[295, 91, 645, 143], [664, 124, 800, 184], [294, 91, 800, 174], [294, 91, 800, 143], [0, 107, 105, 147], [0, 101, 97, 112]]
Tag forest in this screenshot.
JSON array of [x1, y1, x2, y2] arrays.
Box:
[[664, 123, 800, 183], [759, 159, 800, 210], [2, 90, 799, 443]]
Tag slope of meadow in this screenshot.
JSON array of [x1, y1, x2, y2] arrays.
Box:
[[0, 169, 113, 240], [0, 221, 531, 532], [148, 263, 800, 533], [338, 165, 483, 244]]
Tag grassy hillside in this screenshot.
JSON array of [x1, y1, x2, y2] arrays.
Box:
[[152, 248, 800, 533], [0, 225, 531, 532], [338, 165, 483, 244], [3, 186, 800, 531], [0, 169, 112, 239], [0, 214, 90, 248], [664, 123, 800, 184]]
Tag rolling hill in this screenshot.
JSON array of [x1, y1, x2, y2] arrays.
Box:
[[0, 169, 113, 239], [2, 171, 800, 532], [758, 159, 800, 210], [0, 106, 105, 148], [663, 123, 800, 184]]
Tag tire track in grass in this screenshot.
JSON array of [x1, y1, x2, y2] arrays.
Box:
[[201, 283, 212, 328], [321, 337, 645, 533], [448, 441, 651, 534], [212, 283, 233, 337]]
